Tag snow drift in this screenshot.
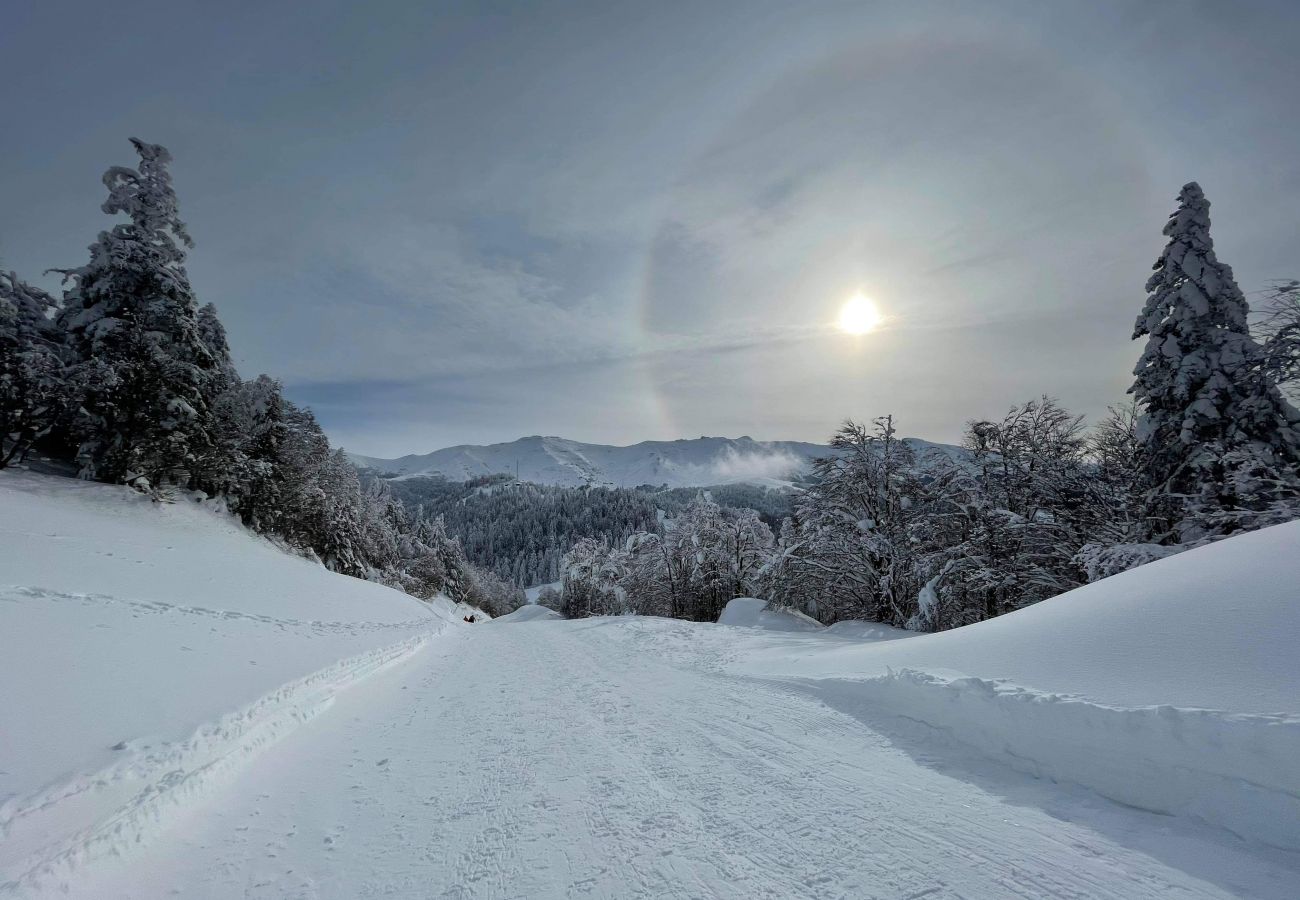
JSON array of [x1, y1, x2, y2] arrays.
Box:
[[0, 471, 469, 893], [493, 604, 563, 623], [808, 669, 1299, 852], [718, 597, 823, 632], [736, 521, 1300, 851]]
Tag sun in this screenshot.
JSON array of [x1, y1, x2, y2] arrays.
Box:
[[837, 293, 882, 335]]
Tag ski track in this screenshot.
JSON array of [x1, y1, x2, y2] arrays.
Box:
[[0, 586, 434, 634], [32, 618, 1300, 900], [0, 615, 439, 896]]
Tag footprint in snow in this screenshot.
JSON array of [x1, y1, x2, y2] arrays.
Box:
[[376, 758, 390, 766]]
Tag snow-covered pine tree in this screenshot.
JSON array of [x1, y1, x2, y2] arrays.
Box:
[[1257, 279, 1300, 401], [1131, 183, 1300, 541], [56, 138, 220, 488], [0, 271, 68, 467], [197, 302, 239, 391]]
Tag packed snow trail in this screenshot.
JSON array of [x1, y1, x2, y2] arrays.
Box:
[[57, 617, 1296, 900]]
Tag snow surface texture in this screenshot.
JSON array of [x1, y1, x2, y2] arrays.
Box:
[[62, 611, 1300, 899], [713, 524, 1300, 853], [3, 471, 1298, 897], [492, 604, 563, 623], [0, 471, 473, 894], [349, 434, 966, 488]]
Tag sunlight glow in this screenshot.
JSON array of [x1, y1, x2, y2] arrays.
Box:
[[837, 293, 883, 335]]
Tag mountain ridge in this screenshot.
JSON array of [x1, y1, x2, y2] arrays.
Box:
[[349, 434, 966, 488]]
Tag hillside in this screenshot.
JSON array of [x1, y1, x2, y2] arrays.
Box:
[[0, 471, 476, 892], [693, 522, 1300, 852], [350, 434, 970, 487]]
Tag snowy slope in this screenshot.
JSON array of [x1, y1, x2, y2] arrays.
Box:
[[350, 434, 969, 487], [684, 523, 1300, 851], [493, 604, 563, 623], [732, 521, 1300, 712], [0, 471, 471, 893], [65, 606, 1300, 900]]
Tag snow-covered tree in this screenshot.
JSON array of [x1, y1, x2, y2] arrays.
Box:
[[910, 398, 1092, 626], [1131, 183, 1300, 541], [1257, 279, 1300, 401], [560, 537, 623, 618], [57, 138, 220, 488], [758, 513, 826, 621], [0, 271, 68, 467], [198, 374, 284, 509], [1071, 401, 1169, 581], [197, 301, 239, 391], [799, 417, 930, 625], [618, 531, 675, 617]]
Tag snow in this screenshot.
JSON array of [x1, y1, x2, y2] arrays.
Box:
[[710, 521, 1300, 851], [0, 471, 469, 893], [492, 604, 563, 623], [717, 597, 824, 632], [60, 612, 1300, 900], [734, 520, 1300, 713], [3, 470, 1298, 897], [523, 580, 561, 603]]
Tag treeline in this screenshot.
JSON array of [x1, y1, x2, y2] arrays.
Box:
[[379, 474, 794, 588], [553, 183, 1300, 629], [0, 139, 522, 616]]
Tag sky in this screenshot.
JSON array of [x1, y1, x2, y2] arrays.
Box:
[[3, 0, 1299, 457]]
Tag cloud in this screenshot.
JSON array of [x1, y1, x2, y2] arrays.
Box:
[[709, 446, 806, 482], [668, 445, 808, 485]]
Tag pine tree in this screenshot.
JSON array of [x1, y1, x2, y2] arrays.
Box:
[[197, 302, 239, 390], [1257, 279, 1300, 401], [57, 138, 219, 488], [1131, 182, 1300, 541], [0, 271, 68, 467]]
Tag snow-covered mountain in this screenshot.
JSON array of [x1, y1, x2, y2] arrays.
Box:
[[349, 434, 965, 487]]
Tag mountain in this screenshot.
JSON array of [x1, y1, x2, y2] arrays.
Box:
[[349, 435, 968, 488]]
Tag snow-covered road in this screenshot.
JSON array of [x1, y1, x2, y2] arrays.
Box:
[[67, 616, 1298, 900]]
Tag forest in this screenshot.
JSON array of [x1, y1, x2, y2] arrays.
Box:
[[379, 474, 795, 588], [0, 139, 524, 617]]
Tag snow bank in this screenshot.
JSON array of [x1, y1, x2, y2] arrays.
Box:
[[824, 620, 914, 642], [524, 580, 561, 604], [808, 670, 1300, 851], [493, 604, 563, 623], [731, 521, 1300, 850], [744, 520, 1300, 713], [718, 597, 823, 632], [0, 471, 464, 893]]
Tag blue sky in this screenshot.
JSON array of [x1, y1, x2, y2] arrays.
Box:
[[3, 0, 1299, 456]]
